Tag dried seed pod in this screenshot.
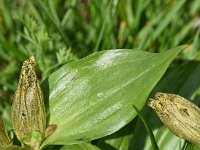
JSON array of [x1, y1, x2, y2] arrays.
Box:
[[148, 92, 200, 147], [0, 117, 11, 149], [11, 56, 46, 148]]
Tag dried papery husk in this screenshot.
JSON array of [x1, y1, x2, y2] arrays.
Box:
[[11, 56, 46, 149], [148, 92, 200, 147]]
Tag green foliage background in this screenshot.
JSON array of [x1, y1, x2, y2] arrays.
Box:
[[0, 0, 200, 150]]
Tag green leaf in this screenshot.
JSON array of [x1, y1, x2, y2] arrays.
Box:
[[97, 119, 135, 150], [97, 105, 159, 150], [59, 143, 101, 150], [132, 105, 159, 150], [41, 46, 186, 147]]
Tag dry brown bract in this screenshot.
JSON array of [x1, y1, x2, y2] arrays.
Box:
[[11, 56, 46, 149], [0, 117, 11, 149], [148, 92, 200, 147]]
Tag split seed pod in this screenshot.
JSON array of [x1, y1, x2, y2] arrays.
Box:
[[148, 92, 200, 147], [0, 117, 11, 149], [11, 56, 46, 149]]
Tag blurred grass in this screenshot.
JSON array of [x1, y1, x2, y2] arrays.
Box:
[[0, 0, 200, 93], [0, 0, 200, 149]]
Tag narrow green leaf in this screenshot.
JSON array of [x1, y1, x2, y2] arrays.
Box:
[[0, 39, 27, 61], [33, 0, 69, 46], [152, 0, 186, 40], [93, 1, 112, 52], [132, 105, 159, 150], [41, 46, 186, 147]]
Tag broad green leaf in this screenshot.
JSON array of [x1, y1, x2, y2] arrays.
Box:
[[97, 120, 136, 150], [130, 61, 200, 149], [59, 143, 101, 150], [41, 46, 186, 147], [97, 105, 158, 150]]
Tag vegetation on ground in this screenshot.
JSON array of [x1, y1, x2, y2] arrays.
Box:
[[0, 0, 200, 149]]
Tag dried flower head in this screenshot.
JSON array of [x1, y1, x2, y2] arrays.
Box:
[[148, 92, 200, 147], [11, 56, 46, 149]]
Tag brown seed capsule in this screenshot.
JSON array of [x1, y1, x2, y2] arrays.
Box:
[[11, 56, 46, 149], [148, 92, 200, 147], [0, 117, 11, 149]]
